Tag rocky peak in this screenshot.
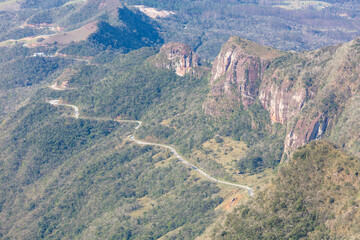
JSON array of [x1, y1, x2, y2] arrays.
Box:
[[204, 36, 284, 116], [204, 36, 360, 160], [152, 42, 200, 76]]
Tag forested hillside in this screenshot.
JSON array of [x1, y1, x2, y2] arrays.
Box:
[[213, 141, 360, 239], [0, 0, 360, 239], [2, 0, 360, 59], [123, 0, 360, 59]]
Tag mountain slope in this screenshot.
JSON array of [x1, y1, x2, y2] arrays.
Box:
[[1, 3, 360, 238], [213, 141, 360, 239], [205, 36, 360, 165]]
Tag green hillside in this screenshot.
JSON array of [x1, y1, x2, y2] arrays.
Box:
[[213, 141, 360, 239], [0, 95, 224, 239], [0, 1, 360, 239]]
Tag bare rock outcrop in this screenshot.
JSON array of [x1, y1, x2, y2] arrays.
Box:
[[204, 36, 284, 117], [204, 36, 360, 158], [259, 74, 307, 124], [152, 42, 200, 76]]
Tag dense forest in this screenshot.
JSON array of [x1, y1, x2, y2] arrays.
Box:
[[0, 94, 223, 239], [0, 1, 360, 239]]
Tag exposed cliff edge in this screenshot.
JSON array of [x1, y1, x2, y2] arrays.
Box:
[[151, 42, 200, 76], [205, 36, 360, 158], [204, 36, 284, 116]]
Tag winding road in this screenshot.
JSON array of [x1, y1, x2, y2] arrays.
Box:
[[48, 100, 79, 119], [47, 99, 253, 197]]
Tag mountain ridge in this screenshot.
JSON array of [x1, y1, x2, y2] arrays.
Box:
[[203, 35, 360, 160]]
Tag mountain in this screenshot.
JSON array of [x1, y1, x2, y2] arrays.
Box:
[[87, 7, 163, 52], [1, 36, 358, 238], [212, 141, 360, 239], [122, 0, 360, 60], [3, 0, 360, 60], [204, 36, 360, 162], [0, 1, 360, 239], [0, 1, 163, 56], [151, 42, 201, 77]]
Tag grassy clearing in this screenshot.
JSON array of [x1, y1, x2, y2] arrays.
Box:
[[129, 196, 156, 218], [191, 136, 247, 174], [236, 168, 274, 189], [0, 22, 97, 47], [42, 22, 98, 45]]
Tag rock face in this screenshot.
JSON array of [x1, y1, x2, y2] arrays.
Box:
[[259, 74, 307, 124], [285, 115, 329, 152], [153, 42, 200, 76], [204, 37, 284, 116], [205, 36, 360, 158]]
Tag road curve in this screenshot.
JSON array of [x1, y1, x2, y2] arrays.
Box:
[[47, 100, 253, 196], [48, 100, 79, 119], [129, 135, 253, 196], [115, 119, 142, 130]]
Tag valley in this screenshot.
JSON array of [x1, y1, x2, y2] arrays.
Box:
[[47, 99, 254, 195], [0, 0, 359, 239]]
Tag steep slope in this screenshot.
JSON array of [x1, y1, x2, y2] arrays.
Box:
[[151, 42, 200, 76], [87, 7, 163, 52], [204, 36, 284, 116], [262, 38, 360, 157], [213, 141, 360, 239], [206, 36, 360, 160], [0, 47, 245, 240], [0, 67, 224, 239]]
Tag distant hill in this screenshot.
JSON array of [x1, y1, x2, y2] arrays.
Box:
[[88, 7, 163, 51], [20, 0, 68, 9]]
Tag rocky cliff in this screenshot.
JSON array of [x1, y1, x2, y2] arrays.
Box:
[[258, 66, 307, 124], [152, 42, 200, 76], [280, 39, 360, 154], [204, 37, 284, 116], [206, 36, 360, 157]]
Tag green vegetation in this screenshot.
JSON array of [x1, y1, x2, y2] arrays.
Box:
[[0, 56, 72, 89], [214, 141, 360, 239], [27, 10, 54, 24], [0, 2, 360, 238], [88, 7, 163, 52], [124, 0, 360, 60], [0, 27, 42, 42], [20, 0, 67, 9], [59, 6, 163, 56], [0, 97, 223, 239], [54, 46, 284, 179]]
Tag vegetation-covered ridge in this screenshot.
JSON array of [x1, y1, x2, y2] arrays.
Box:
[[49, 99, 254, 195], [214, 141, 360, 239], [0, 98, 225, 239]]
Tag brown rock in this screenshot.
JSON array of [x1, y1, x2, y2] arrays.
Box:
[[153, 42, 200, 76], [259, 73, 307, 124], [204, 36, 284, 117]]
